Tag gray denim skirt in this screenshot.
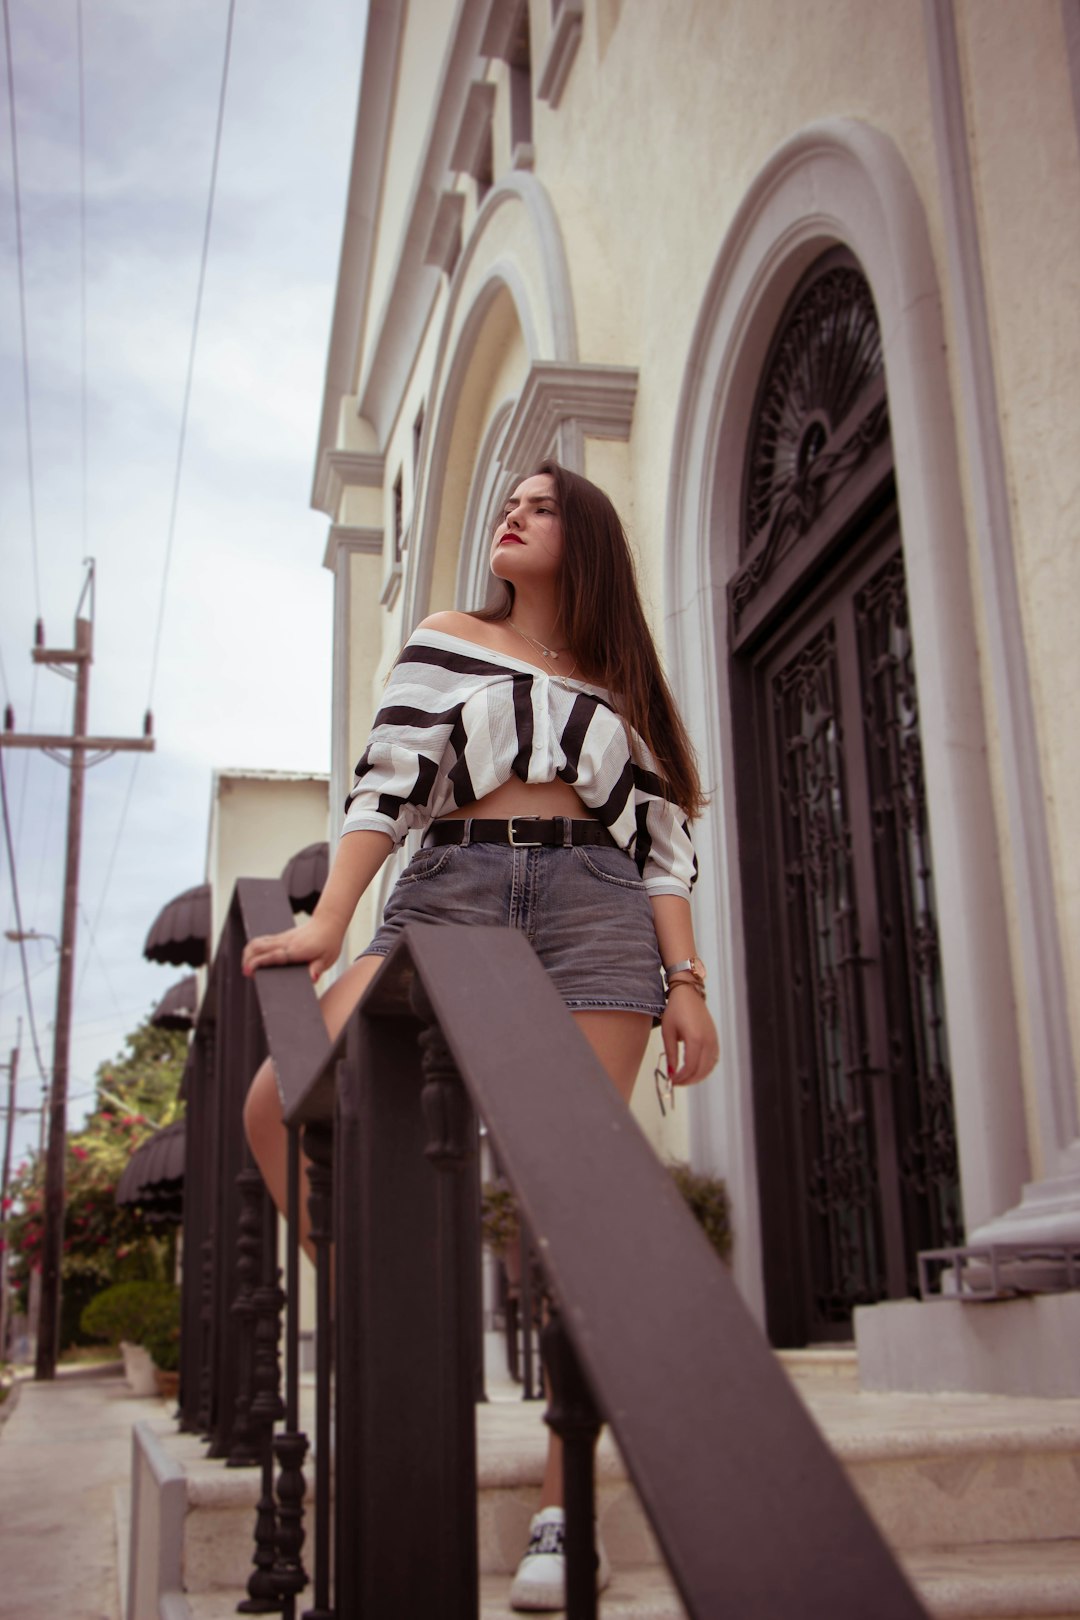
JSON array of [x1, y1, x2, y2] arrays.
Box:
[[360, 835, 665, 1018]]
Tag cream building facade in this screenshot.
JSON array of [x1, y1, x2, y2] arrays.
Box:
[[312, 0, 1080, 1381]]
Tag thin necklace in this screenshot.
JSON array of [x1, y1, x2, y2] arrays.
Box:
[[507, 619, 578, 678]]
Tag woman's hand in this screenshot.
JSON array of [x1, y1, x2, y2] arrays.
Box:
[[660, 984, 719, 1086], [241, 914, 345, 983]]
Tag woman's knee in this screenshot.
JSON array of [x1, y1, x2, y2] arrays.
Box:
[[243, 1058, 283, 1160]]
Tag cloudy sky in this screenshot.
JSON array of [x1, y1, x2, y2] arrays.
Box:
[[0, 0, 368, 1165]]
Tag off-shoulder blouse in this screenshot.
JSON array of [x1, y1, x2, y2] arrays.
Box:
[[341, 629, 697, 899]]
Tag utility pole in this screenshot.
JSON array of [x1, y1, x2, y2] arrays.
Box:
[[0, 564, 154, 1379], [0, 1033, 19, 1363]]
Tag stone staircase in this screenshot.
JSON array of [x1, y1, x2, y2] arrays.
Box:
[[136, 1352, 1080, 1619]]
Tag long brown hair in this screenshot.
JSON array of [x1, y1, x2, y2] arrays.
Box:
[[473, 459, 705, 817]]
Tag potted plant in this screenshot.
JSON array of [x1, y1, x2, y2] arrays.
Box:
[[80, 1280, 181, 1396], [481, 1180, 523, 1284], [666, 1163, 733, 1264]]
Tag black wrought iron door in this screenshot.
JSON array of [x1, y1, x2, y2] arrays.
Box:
[[751, 524, 961, 1341]]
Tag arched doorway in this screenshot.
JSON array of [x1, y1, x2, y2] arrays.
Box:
[[728, 250, 963, 1344]]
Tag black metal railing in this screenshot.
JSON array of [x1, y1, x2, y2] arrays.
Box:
[[182, 885, 930, 1618]]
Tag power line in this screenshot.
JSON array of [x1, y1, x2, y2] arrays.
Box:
[[80, 1, 237, 969], [145, 0, 237, 712], [77, 0, 89, 564], [0, 750, 49, 1082], [1, 0, 42, 618]]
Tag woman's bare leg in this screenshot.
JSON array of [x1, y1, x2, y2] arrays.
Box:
[[536, 1009, 652, 1509], [243, 954, 386, 1256]]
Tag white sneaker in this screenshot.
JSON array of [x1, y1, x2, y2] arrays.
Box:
[[509, 1505, 611, 1612]]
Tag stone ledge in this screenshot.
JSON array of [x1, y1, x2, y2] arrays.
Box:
[[855, 1293, 1080, 1396]]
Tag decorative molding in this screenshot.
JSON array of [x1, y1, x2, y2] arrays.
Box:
[[479, 0, 525, 61], [663, 116, 1030, 1313], [451, 81, 496, 179], [924, 0, 1079, 1182], [352, 0, 501, 445], [311, 0, 406, 506], [1064, 0, 1080, 155], [536, 0, 583, 107], [425, 190, 466, 278], [322, 525, 384, 571], [498, 361, 638, 476], [313, 449, 385, 517], [380, 562, 403, 610]]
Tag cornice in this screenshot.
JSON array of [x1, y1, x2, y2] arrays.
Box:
[[311, 0, 407, 509], [322, 524, 384, 572], [498, 361, 638, 475], [536, 0, 583, 108], [314, 448, 386, 517]]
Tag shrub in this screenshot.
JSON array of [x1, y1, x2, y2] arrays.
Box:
[[667, 1163, 733, 1264], [81, 1280, 180, 1366]]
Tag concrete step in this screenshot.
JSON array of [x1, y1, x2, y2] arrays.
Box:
[[146, 1362, 1080, 1616], [178, 1548, 1080, 1620], [901, 1540, 1080, 1619]]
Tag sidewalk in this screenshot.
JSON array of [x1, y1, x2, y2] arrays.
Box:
[[0, 1362, 168, 1620]]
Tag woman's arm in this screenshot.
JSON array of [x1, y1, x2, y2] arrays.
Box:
[[650, 893, 720, 1086], [241, 828, 394, 981]]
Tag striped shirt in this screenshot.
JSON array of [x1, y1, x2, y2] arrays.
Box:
[[342, 629, 697, 899]]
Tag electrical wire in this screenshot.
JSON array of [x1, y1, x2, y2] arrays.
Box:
[[77, 0, 88, 566], [80, 1, 237, 976], [0, 750, 49, 1082], [145, 0, 237, 712], [1, 0, 42, 618]]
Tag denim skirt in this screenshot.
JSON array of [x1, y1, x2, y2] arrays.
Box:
[[360, 836, 665, 1018]]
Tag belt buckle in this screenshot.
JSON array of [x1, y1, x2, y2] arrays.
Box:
[[508, 816, 543, 847]]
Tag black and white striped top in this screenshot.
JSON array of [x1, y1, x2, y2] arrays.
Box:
[[342, 629, 697, 899]]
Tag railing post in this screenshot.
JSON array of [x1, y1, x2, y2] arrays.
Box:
[[272, 1124, 309, 1618], [303, 1118, 334, 1620], [542, 1310, 602, 1620], [332, 985, 479, 1619], [239, 1193, 286, 1613], [416, 1005, 482, 1615], [228, 1163, 264, 1468]]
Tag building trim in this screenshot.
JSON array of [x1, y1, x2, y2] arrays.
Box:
[[314, 450, 386, 519], [536, 0, 583, 108], [924, 0, 1080, 1190], [665, 115, 1029, 1319], [498, 361, 638, 477], [354, 2, 505, 446], [311, 0, 406, 507], [1064, 0, 1080, 156], [322, 525, 384, 570]]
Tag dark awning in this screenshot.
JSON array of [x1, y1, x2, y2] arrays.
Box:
[[150, 974, 198, 1031], [144, 884, 211, 966], [116, 1118, 185, 1221], [281, 841, 329, 915]]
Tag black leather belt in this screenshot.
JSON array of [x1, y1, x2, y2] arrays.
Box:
[[423, 816, 617, 849]]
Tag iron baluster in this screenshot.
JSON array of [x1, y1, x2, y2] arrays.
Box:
[[228, 1163, 265, 1467], [542, 1308, 603, 1620], [415, 981, 481, 1620], [272, 1124, 308, 1617], [302, 1119, 334, 1620], [239, 1185, 286, 1614]]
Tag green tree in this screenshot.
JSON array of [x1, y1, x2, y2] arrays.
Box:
[[4, 1014, 187, 1341]]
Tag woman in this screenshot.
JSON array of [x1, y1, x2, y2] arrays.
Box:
[[242, 459, 718, 1611]]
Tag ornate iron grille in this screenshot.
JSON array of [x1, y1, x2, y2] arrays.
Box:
[[773, 624, 884, 1327], [855, 554, 962, 1265], [738, 263, 886, 602]]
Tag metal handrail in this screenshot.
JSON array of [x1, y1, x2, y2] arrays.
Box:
[[282, 921, 927, 1619], [187, 892, 927, 1617]]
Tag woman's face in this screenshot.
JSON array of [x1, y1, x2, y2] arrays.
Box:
[[489, 473, 564, 584]]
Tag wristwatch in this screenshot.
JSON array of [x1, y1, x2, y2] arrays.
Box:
[[664, 956, 707, 997]]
